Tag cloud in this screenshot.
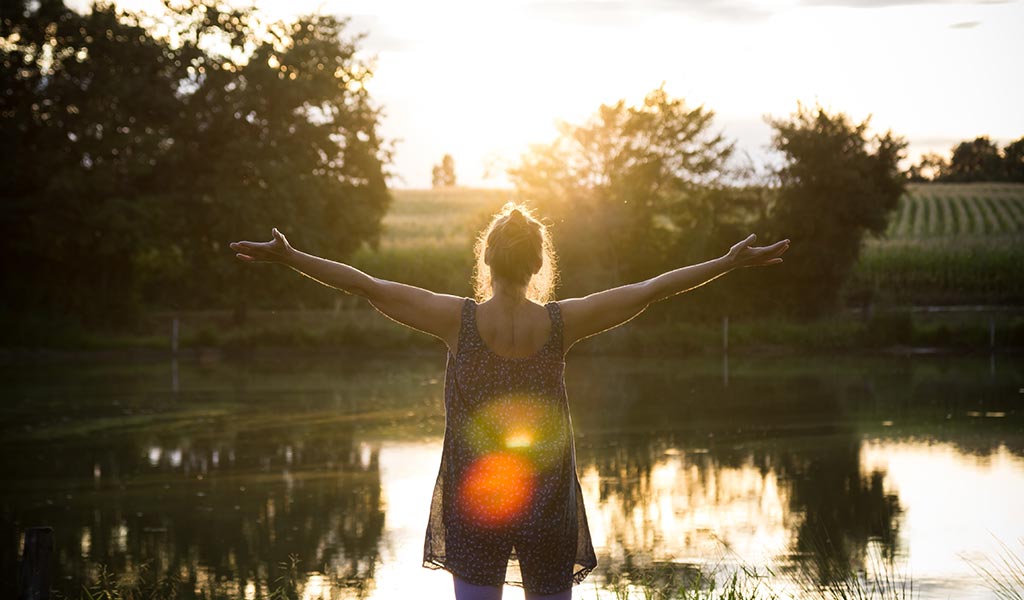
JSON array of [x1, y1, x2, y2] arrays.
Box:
[[343, 14, 418, 53], [800, 0, 1009, 7], [527, 0, 776, 25], [949, 20, 981, 27]]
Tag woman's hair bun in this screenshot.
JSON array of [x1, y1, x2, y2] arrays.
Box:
[[508, 209, 527, 224]]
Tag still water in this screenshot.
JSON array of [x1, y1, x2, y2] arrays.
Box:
[[1, 352, 1022, 599]]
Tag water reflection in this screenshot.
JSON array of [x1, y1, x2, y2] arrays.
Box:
[[0, 355, 1021, 598]]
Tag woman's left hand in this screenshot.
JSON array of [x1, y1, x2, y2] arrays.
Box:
[[725, 234, 790, 269]]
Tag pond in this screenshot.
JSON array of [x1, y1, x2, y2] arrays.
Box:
[[1, 352, 1022, 599]]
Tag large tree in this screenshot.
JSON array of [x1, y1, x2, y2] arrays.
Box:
[[766, 103, 906, 317], [510, 86, 738, 296], [0, 0, 391, 325]]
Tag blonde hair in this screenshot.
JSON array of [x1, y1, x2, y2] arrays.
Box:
[[473, 203, 557, 304]]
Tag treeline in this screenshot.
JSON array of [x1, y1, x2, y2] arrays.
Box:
[[513, 92, 906, 319], [6, 0, 1009, 341], [1, 0, 391, 326], [907, 136, 1024, 183]]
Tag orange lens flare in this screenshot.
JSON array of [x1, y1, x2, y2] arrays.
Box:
[[458, 452, 535, 528]]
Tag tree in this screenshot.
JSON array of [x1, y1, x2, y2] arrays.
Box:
[[431, 154, 457, 187], [1002, 137, 1024, 182], [0, 0, 392, 326], [946, 136, 1003, 182], [510, 86, 736, 295], [905, 152, 950, 182], [765, 103, 907, 317]]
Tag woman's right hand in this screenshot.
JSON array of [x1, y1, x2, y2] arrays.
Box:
[[230, 228, 294, 263]]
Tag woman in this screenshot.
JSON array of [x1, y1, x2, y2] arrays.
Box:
[[230, 203, 789, 600]]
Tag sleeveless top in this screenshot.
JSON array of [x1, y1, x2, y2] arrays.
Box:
[[422, 298, 596, 589]]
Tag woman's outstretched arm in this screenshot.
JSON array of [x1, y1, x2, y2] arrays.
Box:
[[559, 234, 790, 352], [230, 229, 463, 348]]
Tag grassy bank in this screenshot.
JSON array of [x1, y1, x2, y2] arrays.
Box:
[[4, 306, 1021, 358]]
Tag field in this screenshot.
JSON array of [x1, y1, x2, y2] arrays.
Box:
[[854, 183, 1024, 306], [349, 188, 515, 297]]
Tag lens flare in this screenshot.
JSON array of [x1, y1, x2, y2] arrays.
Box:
[[458, 452, 535, 528], [464, 396, 566, 470], [505, 430, 533, 448]]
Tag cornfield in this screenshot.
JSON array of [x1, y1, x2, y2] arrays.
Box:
[[854, 183, 1024, 305]]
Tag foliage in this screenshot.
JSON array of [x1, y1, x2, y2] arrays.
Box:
[[431, 153, 457, 187], [0, 0, 391, 326], [510, 86, 737, 296], [946, 136, 1005, 182], [765, 103, 907, 317], [907, 136, 1024, 183], [601, 562, 778, 600]]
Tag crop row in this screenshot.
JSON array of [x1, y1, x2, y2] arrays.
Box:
[[885, 184, 1024, 240]]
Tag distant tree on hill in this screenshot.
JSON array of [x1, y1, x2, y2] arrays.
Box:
[[1002, 137, 1024, 182], [946, 136, 1004, 182], [764, 102, 907, 317], [906, 152, 950, 182], [432, 154, 457, 187], [906, 135, 1024, 182]]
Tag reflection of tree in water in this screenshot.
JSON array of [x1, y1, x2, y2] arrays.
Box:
[[777, 437, 900, 583], [1, 388, 387, 598], [568, 360, 902, 583]]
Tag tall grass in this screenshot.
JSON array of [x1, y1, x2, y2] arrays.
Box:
[[965, 537, 1024, 600]]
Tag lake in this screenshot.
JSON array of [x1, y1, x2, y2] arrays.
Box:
[[1, 352, 1022, 599]]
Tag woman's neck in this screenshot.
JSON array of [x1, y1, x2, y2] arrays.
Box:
[[490, 279, 529, 306]]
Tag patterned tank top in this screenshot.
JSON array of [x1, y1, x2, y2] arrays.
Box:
[[422, 298, 596, 592]]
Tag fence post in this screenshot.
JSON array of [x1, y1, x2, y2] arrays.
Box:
[[722, 315, 730, 387], [19, 526, 53, 600]]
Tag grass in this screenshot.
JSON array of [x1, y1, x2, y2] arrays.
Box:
[[965, 537, 1024, 600], [5, 304, 1020, 356]]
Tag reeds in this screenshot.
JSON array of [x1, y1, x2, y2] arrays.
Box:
[[964, 536, 1024, 600]]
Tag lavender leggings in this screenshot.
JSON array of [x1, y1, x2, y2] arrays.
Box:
[[453, 576, 572, 600]]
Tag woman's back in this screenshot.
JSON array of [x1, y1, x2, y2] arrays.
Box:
[[472, 298, 554, 359]]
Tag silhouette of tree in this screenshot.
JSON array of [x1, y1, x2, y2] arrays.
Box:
[[432, 153, 457, 187], [905, 152, 950, 182], [510, 86, 735, 295], [1001, 136, 1024, 182], [765, 103, 906, 317], [0, 0, 392, 326], [946, 136, 1004, 182]]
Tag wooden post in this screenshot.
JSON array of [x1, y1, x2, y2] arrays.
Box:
[[19, 526, 53, 600], [172, 317, 179, 354]]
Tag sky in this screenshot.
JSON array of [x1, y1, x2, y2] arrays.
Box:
[[114, 0, 1024, 188]]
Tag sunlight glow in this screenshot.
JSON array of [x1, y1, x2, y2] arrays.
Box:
[[861, 439, 1024, 585], [301, 573, 328, 600], [505, 430, 533, 449], [73, 0, 1023, 186]]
